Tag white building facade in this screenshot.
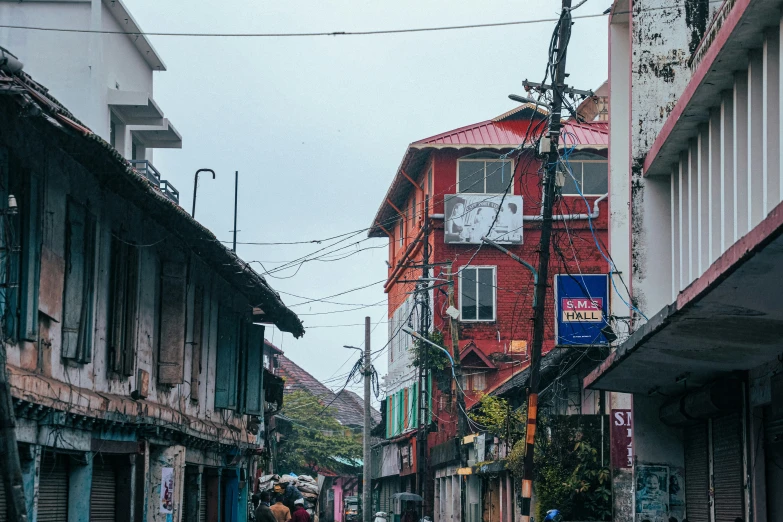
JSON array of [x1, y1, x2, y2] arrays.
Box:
[[588, 1, 783, 521]]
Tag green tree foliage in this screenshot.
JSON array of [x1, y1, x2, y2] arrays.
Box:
[[277, 390, 362, 476], [468, 394, 525, 441], [532, 416, 611, 521], [507, 415, 611, 521], [408, 330, 451, 374]]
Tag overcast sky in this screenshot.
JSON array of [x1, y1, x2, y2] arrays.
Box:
[[126, 0, 610, 404]]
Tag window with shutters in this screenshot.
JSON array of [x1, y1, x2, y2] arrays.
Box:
[[189, 286, 204, 403], [2, 152, 43, 343], [215, 308, 240, 410], [158, 261, 187, 384], [108, 236, 139, 376], [242, 323, 266, 415], [62, 198, 97, 363]]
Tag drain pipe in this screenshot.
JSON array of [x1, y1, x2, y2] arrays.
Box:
[[523, 192, 608, 221]]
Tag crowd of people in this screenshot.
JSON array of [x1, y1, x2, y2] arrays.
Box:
[[252, 482, 322, 522]]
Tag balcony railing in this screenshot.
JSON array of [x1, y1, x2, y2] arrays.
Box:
[[129, 159, 180, 204]]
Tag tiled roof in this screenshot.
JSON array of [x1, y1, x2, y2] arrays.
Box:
[[277, 354, 379, 428], [0, 60, 303, 337]]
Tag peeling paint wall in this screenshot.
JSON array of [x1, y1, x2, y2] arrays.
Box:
[[629, 0, 699, 317], [631, 0, 693, 161], [0, 105, 252, 443]]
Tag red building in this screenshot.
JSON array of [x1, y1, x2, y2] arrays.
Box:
[[368, 103, 609, 520]]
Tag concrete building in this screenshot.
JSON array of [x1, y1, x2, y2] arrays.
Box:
[[368, 107, 610, 522], [0, 0, 181, 182], [0, 57, 303, 522], [587, 0, 783, 521]]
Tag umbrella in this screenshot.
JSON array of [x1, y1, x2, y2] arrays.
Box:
[[391, 493, 424, 502]]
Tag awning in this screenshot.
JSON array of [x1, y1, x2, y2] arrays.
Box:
[[107, 90, 164, 126], [585, 200, 783, 396], [130, 119, 182, 149]]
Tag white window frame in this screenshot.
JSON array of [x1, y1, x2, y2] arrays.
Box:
[[560, 154, 608, 197], [456, 158, 515, 195], [458, 265, 497, 322]]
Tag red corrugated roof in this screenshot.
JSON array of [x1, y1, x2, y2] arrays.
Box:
[[368, 107, 608, 237], [414, 118, 608, 147]]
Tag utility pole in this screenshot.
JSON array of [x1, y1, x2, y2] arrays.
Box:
[[362, 316, 372, 522], [0, 344, 28, 522], [446, 264, 468, 440], [416, 195, 430, 504], [232, 170, 239, 252], [518, 3, 572, 522], [446, 265, 468, 522]]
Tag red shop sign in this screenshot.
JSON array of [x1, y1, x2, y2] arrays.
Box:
[[610, 409, 633, 469]]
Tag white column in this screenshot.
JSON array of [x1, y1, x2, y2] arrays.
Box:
[[698, 126, 709, 276], [734, 71, 750, 242], [671, 169, 680, 301], [721, 91, 735, 253], [679, 154, 688, 293], [709, 108, 722, 264], [764, 26, 781, 213], [748, 50, 765, 229], [689, 141, 698, 283]]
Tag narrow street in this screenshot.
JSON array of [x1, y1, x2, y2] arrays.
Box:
[[1, 0, 782, 521]]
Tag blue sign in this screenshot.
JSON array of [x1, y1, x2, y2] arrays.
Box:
[[554, 274, 609, 346]]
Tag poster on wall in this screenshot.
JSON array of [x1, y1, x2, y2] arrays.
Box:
[[635, 465, 669, 522], [160, 467, 175, 514], [444, 194, 524, 244], [668, 467, 686, 522], [554, 274, 610, 346]]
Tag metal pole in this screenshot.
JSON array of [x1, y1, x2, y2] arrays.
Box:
[[363, 317, 372, 522], [446, 264, 467, 522], [519, 3, 571, 521], [417, 195, 430, 505], [1, 342, 28, 522], [232, 171, 239, 252], [192, 168, 215, 218]]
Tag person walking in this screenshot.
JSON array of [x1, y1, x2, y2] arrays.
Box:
[[255, 492, 278, 522], [271, 496, 292, 522], [292, 498, 311, 522]]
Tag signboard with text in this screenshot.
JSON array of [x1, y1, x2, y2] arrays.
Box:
[[611, 409, 633, 469], [554, 274, 609, 345]]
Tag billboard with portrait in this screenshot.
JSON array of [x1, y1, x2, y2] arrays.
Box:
[[444, 194, 523, 244]]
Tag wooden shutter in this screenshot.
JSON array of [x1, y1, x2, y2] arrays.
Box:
[[108, 237, 138, 376], [215, 309, 239, 409], [158, 261, 187, 384], [62, 199, 96, 363], [190, 286, 204, 402], [19, 172, 42, 342], [684, 422, 710, 522], [243, 323, 265, 415]]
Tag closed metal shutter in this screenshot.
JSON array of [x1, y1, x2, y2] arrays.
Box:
[[90, 456, 117, 522], [712, 413, 744, 522], [684, 423, 710, 522], [0, 477, 8, 522], [38, 453, 69, 522], [0, 475, 6, 522], [199, 474, 207, 522]]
